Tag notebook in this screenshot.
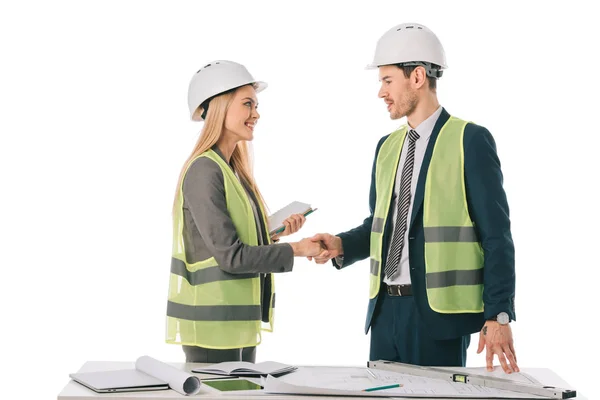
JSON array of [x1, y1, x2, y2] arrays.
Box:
[[192, 361, 297, 377], [268, 201, 316, 236]]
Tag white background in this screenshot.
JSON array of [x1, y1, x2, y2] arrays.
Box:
[[1, 1, 598, 398]]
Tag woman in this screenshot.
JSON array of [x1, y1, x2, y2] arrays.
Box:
[[166, 60, 322, 363]]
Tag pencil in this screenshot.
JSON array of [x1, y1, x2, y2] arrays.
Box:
[[363, 383, 401, 392], [272, 208, 317, 234]]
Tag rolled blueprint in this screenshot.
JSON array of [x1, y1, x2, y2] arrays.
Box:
[[135, 355, 201, 395]]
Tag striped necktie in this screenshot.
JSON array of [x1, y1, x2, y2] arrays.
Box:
[[384, 129, 420, 280]]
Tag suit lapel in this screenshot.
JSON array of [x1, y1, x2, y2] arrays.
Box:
[[409, 108, 451, 230]]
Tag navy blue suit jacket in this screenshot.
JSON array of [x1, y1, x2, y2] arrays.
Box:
[[335, 108, 516, 340]]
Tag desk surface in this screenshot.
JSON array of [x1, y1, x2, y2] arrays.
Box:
[[57, 361, 586, 400]]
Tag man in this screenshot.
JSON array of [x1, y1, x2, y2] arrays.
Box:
[[311, 23, 518, 373]]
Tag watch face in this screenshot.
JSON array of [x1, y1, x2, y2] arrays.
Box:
[[497, 312, 509, 324]]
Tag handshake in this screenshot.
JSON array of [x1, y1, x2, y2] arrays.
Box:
[[272, 214, 343, 264], [289, 233, 343, 264]]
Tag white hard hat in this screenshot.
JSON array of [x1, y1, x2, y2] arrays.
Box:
[[366, 23, 447, 77], [187, 60, 267, 121]]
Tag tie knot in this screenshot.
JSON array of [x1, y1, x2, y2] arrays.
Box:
[[408, 129, 420, 141]]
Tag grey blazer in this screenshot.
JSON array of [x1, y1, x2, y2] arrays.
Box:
[[181, 147, 294, 321]]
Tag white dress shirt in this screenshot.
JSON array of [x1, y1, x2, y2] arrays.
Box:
[[384, 106, 443, 285]]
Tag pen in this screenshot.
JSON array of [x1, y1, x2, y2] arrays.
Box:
[[363, 383, 402, 392]]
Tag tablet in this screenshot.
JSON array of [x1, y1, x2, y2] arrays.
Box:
[[202, 378, 263, 392]]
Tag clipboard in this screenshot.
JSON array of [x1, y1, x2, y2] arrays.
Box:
[[267, 201, 317, 236]]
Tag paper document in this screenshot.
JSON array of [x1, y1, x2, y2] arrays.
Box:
[[69, 356, 201, 396], [263, 366, 545, 398], [268, 201, 316, 235], [193, 361, 297, 377]]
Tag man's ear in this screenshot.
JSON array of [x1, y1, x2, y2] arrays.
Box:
[[412, 66, 428, 89]]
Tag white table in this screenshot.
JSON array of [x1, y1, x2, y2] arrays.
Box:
[[57, 361, 586, 400]]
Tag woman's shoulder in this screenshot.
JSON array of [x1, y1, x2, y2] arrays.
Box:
[[183, 155, 225, 194]]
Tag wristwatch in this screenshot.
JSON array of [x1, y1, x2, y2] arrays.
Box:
[[489, 312, 510, 325]]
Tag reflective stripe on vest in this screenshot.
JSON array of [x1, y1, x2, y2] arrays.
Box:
[[166, 149, 276, 349], [369, 117, 484, 313]]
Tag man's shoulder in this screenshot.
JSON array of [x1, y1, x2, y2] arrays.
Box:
[[376, 124, 408, 149], [444, 112, 490, 136], [463, 120, 492, 137], [462, 120, 495, 152]]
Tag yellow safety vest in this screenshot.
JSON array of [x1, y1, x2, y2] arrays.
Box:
[[370, 117, 484, 313], [166, 149, 275, 349]]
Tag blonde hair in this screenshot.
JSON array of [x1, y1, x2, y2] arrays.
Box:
[[174, 85, 268, 215]]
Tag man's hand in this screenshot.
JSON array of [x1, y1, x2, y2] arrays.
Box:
[[306, 233, 343, 264], [477, 320, 519, 374]]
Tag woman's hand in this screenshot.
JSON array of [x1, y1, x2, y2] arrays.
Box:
[[290, 238, 325, 257], [270, 213, 306, 241]]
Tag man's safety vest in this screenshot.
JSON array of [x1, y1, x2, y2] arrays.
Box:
[[369, 116, 484, 313], [166, 149, 275, 349]]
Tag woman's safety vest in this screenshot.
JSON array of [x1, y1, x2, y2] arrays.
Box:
[[166, 149, 275, 349], [369, 117, 484, 313]]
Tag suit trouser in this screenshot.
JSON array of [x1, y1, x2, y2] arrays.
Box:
[[182, 345, 256, 363], [369, 288, 470, 366]]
